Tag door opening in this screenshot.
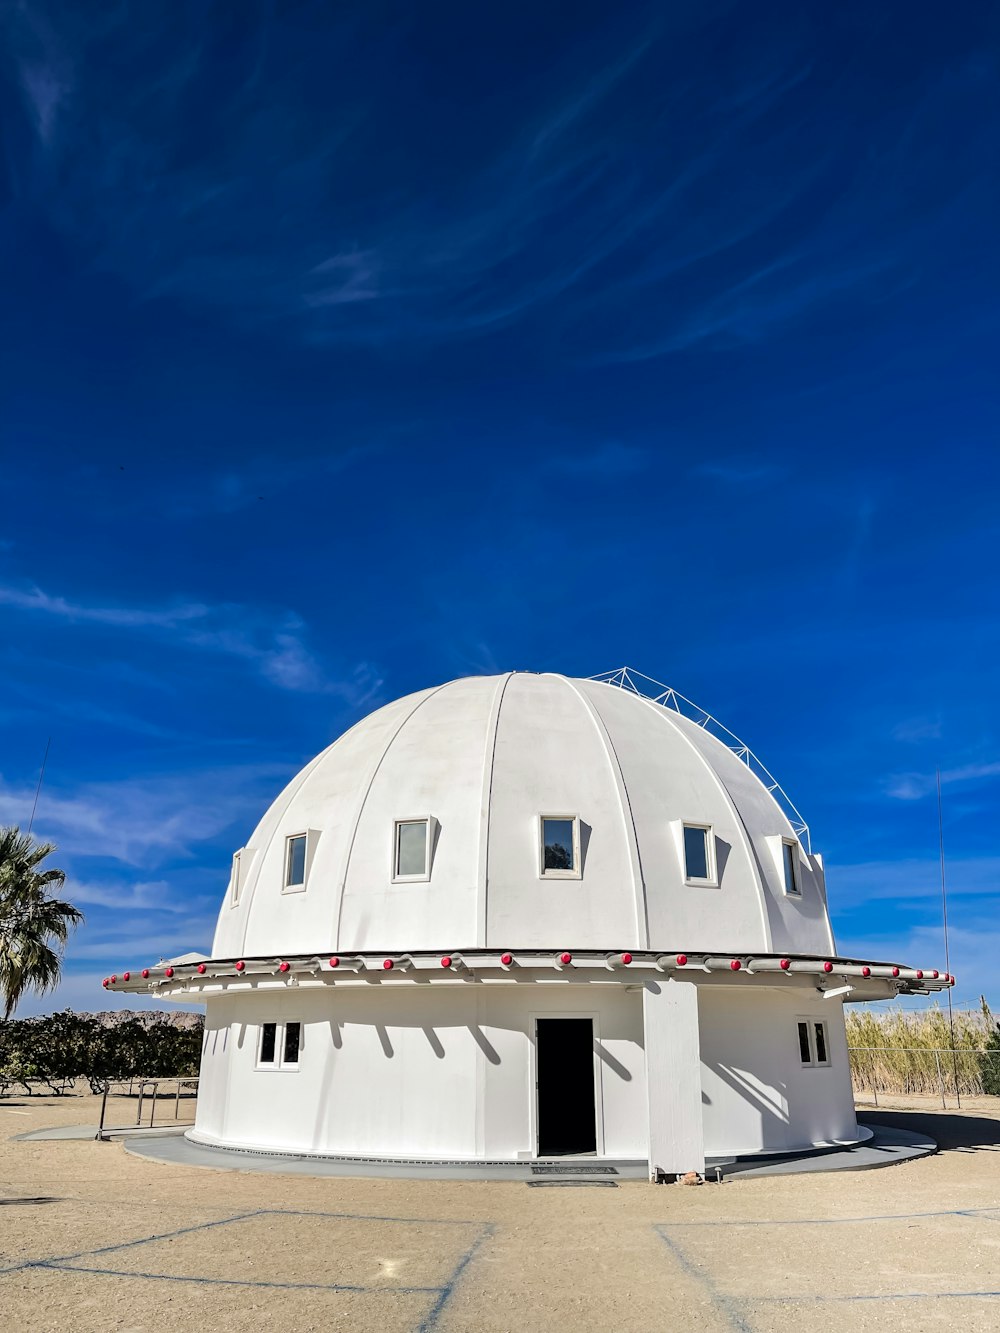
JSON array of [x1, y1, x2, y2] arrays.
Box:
[[535, 1017, 597, 1156]]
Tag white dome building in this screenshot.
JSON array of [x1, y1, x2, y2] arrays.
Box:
[[108, 670, 952, 1176]]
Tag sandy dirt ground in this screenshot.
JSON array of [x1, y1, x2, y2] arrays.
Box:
[[2, 1091, 1000, 1332]]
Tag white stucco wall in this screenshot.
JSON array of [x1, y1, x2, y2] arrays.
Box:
[[698, 985, 858, 1155], [193, 979, 861, 1163], [192, 984, 648, 1160]]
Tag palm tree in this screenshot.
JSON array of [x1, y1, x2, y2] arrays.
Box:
[[0, 826, 83, 1019]]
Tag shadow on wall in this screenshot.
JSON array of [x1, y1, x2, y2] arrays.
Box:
[[715, 837, 732, 881], [705, 1059, 791, 1150], [580, 820, 592, 870], [594, 1040, 631, 1081]]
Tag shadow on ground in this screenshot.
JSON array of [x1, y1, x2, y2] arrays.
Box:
[[861, 1110, 1000, 1152]]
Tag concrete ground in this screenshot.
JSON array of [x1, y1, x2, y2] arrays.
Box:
[[2, 1091, 1000, 1332]]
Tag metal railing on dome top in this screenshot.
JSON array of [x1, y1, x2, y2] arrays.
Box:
[[592, 667, 811, 852], [95, 1075, 200, 1140]]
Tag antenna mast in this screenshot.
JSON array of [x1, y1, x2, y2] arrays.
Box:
[[937, 768, 960, 1107], [27, 737, 51, 836]]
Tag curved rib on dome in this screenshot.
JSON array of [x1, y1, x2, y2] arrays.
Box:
[[212, 672, 834, 961]]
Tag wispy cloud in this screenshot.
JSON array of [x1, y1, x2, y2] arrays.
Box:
[[168, 445, 379, 518], [15, 970, 204, 1017], [892, 716, 943, 744], [551, 442, 650, 477], [691, 460, 787, 486], [0, 765, 287, 865], [66, 878, 200, 914], [0, 584, 206, 629], [6, 3, 970, 358], [885, 761, 1000, 801], [0, 579, 382, 700], [829, 855, 1000, 905], [835, 920, 998, 1011]]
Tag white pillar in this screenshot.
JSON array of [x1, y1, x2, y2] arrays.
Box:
[[643, 978, 705, 1180]]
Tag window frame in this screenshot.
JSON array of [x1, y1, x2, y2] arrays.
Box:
[[282, 831, 309, 894], [682, 822, 717, 886], [782, 839, 801, 896], [392, 817, 434, 883], [230, 850, 242, 907], [256, 1020, 302, 1072], [796, 1017, 831, 1068], [538, 814, 582, 880]]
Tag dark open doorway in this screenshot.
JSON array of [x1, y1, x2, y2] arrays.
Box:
[[536, 1017, 597, 1156]]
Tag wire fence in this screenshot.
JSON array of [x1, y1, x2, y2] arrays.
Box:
[[849, 1046, 1000, 1108]]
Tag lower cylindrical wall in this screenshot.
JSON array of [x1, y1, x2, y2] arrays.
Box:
[[697, 985, 859, 1155], [192, 980, 860, 1162], [191, 983, 648, 1159]]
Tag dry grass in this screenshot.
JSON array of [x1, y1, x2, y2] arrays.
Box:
[[846, 1004, 999, 1096]]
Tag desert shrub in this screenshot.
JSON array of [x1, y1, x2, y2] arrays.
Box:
[[0, 1010, 203, 1094], [979, 1025, 1000, 1096], [846, 1004, 993, 1097]]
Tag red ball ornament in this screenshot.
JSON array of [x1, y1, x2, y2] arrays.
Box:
[[621, 952, 633, 965], [891, 966, 900, 977], [559, 951, 572, 965], [110, 974, 117, 983], [164, 966, 174, 978], [123, 972, 130, 981], [235, 960, 246, 972], [780, 958, 791, 970], [730, 959, 741, 971], [676, 954, 688, 966], [197, 963, 207, 974], [932, 970, 939, 979], [916, 970, 924, 979], [102, 978, 109, 987], [141, 968, 150, 979], [328, 957, 340, 968], [278, 962, 290, 973], [862, 966, 871, 978], [441, 956, 452, 968], [383, 958, 394, 970], [823, 962, 834, 973], [500, 952, 513, 966]]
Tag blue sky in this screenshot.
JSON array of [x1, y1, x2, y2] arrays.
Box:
[[1, 1, 997, 1015]]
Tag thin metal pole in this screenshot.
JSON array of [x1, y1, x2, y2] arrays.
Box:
[[934, 1049, 946, 1109], [175, 1080, 181, 1120], [136, 1083, 145, 1127], [26, 737, 51, 836], [96, 1085, 109, 1140], [938, 770, 961, 1109], [149, 1084, 158, 1128]]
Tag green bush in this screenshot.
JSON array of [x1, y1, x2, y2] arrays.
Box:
[[0, 1010, 203, 1094]]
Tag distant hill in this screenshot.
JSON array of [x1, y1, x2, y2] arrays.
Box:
[[71, 1010, 204, 1032]]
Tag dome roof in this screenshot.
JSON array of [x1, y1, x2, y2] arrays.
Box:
[[212, 672, 836, 959]]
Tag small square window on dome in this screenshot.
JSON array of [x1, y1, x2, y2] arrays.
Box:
[[682, 823, 716, 885], [284, 833, 308, 890], [539, 815, 582, 879], [392, 818, 436, 882]]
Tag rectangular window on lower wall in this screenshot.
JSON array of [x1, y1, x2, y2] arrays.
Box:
[[797, 1018, 831, 1067], [256, 1021, 302, 1070]]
